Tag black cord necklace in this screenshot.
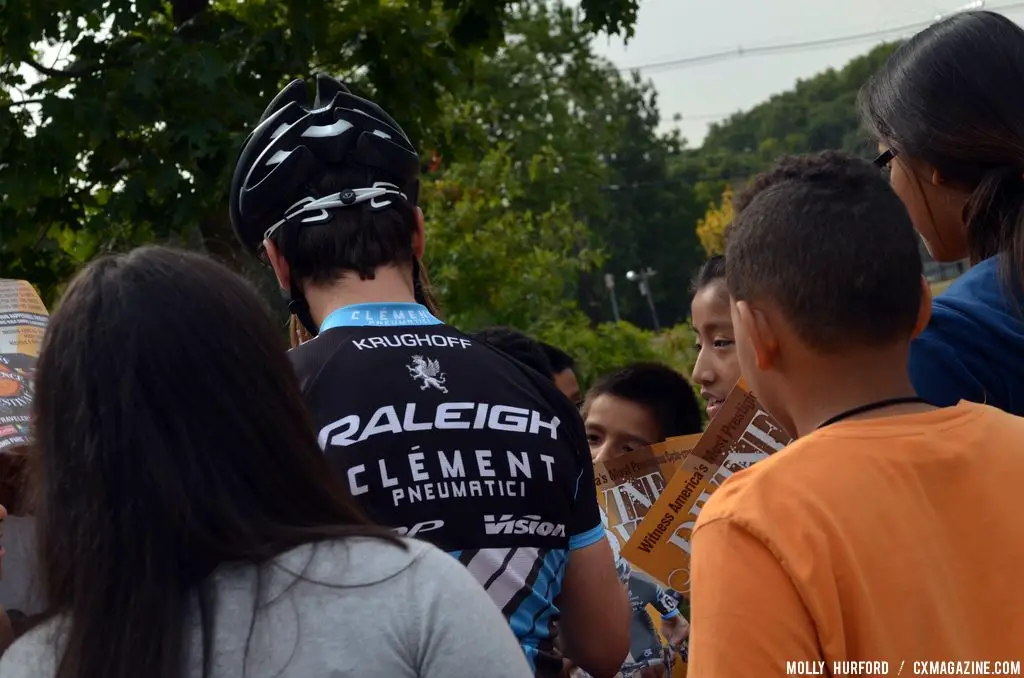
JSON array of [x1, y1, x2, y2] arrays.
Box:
[[816, 396, 929, 430]]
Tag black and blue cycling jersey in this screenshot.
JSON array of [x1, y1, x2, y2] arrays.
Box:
[[289, 303, 604, 677]]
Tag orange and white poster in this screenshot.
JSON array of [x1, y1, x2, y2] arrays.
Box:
[[593, 437, 700, 678], [595, 446, 665, 556], [621, 381, 791, 595], [650, 434, 701, 479], [0, 280, 48, 451], [594, 434, 700, 556]]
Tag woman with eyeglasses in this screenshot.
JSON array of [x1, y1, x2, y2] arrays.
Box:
[[0, 246, 531, 678], [859, 9, 1024, 416]]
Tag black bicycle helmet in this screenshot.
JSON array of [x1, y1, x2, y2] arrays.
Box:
[[229, 73, 423, 335]]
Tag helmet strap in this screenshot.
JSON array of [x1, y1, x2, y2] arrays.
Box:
[[275, 198, 434, 335], [278, 220, 321, 338], [412, 258, 426, 307], [288, 294, 320, 339]]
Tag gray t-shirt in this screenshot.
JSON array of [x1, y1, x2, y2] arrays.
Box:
[[0, 537, 532, 678]]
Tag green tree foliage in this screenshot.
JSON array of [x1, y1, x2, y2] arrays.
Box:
[[0, 0, 641, 302], [436, 2, 703, 329], [677, 42, 900, 260], [1, 2, 907, 388], [421, 146, 601, 331], [673, 43, 900, 197], [539, 319, 696, 388], [421, 145, 697, 389], [699, 43, 898, 158]]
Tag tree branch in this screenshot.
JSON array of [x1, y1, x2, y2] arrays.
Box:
[[2, 98, 45, 109], [171, 0, 210, 27], [24, 57, 107, 79]]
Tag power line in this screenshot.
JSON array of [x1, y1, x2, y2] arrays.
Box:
[[618, 2, 1024, 74], [675, 112, 732, 121], [600, 174, 753, 192]]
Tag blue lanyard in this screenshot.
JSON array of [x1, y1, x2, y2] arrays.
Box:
[[319, 303, 443, 331]]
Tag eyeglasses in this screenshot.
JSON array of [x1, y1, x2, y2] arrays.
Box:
[[874, 148, 898, 169]]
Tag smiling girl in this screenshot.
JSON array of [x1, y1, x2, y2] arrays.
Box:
[[690, 256, 741, 422]]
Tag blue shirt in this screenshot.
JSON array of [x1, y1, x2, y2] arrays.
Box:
[[911, 257, 1024, 416]]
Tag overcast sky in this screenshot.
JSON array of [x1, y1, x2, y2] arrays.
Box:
[[589, 0, 1024, 147]]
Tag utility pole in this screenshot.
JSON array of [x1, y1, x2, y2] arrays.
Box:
[[626, 267, 661, 332], [604, 273, 622, 323]]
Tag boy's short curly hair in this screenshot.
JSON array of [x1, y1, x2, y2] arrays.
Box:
[[726, 151, 923, 352]]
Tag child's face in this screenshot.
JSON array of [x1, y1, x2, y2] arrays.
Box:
[[552, 367, 581, 406], [690, 280, 741, 421], [584, 394, 660, 463]]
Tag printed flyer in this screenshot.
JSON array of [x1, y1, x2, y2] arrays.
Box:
[[649, 433, 702, 479], [0, 280, 48, 452], [593, 437, 700, 678], [594, 434, 701, 554], [621, 381, 792, 595], [595, 446, 665, 556]]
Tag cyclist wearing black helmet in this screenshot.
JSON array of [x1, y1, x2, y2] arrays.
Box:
[[229, 74, 628, 678]]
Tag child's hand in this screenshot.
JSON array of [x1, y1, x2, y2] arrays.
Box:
[[660, 614, 689, 647]]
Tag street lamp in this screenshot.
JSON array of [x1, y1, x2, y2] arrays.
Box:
[[604, 273, 622, 323], [626, 267, 661, 332]]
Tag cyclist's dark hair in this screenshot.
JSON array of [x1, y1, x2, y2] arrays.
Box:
[[727, 151, 922, 352], [30, 245, 400, 678], [859, 10, 1024, 294], [690, 255, 726, 296], [287, 256, 440, 347], [539, 342, 575, 374], [585, 362, 703, 438], [473, 327, 553, 378], [282, 186, 442, 347], [282, 167, 418, 288]]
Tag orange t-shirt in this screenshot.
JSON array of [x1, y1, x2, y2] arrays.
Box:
[[688, 402, 1024, 676]]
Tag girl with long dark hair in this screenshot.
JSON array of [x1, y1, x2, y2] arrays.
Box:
[[859, 10, 1024, 415], [0, 246, 529, 678]]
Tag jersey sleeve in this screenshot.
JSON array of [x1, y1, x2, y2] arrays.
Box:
[[557, 382, 603, 551], [568, 460, 604, 550], [651, 584, 680, 618], [631, 573, 680, 618], [688, 517, 821, 677]]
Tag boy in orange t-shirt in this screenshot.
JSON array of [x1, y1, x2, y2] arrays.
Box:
[[688, 151, 1024, 676]]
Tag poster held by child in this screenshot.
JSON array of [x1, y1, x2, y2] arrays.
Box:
[[620, 381, 790, 595]]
